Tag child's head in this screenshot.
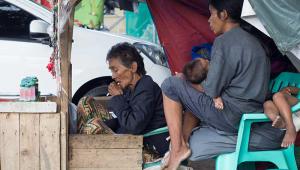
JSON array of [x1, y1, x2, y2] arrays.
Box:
[[184, 43, 212, 84], [183, 58, 208, 84]]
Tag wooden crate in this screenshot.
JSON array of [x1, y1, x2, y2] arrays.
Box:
[[69, 134, 143, 170], [0, 102, 60, 170], [68, 96, 143, 170]]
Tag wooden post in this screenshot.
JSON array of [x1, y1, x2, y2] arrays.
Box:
[[57, 1, 80, 169]]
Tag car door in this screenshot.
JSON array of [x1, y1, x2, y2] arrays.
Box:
[[0, 0, 55, 96]]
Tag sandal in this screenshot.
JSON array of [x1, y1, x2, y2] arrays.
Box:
[[160, 136, 171, 169], [160, 139, 191, 170], [160, 151, 170, 169], [160, 149, 191, 170]]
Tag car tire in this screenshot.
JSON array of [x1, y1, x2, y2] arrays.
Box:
[[72, 77, 113, 105]]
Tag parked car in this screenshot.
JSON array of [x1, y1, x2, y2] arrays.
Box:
[[0, 0, 171, 104]]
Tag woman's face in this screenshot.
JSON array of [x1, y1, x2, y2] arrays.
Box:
[[208, 5, 225, 35], [108, 58, 135, 89]]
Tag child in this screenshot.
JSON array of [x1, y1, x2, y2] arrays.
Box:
[[264, 87, 300, 147], [182, 58, 224, 110]]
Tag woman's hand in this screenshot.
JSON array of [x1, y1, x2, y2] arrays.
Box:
[[108, 82, 123, 96]]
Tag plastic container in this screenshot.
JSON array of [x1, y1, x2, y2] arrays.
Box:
[[19, 76, 39, 101]]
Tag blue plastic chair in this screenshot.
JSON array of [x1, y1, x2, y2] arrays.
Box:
[[216, 72, 300, 170]]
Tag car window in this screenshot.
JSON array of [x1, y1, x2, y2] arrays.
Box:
[[0, 0, 38, 40], [134, 42, 168, 67]]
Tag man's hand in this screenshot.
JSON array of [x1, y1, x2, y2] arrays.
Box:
[[213, 97, 224, 110], [108, 82, 123, 96]]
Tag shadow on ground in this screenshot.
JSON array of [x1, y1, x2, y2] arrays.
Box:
[[189, 159, 215, 170]]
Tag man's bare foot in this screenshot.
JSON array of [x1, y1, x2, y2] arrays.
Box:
[[281, 125, 296, 148], [272, 116, 286, 129], [163, 145, 191, 170]]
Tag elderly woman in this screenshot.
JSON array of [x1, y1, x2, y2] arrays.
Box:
[[77, 42, 169, 159]]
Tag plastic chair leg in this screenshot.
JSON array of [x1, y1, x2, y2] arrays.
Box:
[[215, 153, 238, 170], [283, 146, 298, 170]]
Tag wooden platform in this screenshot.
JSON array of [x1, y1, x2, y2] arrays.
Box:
[[69, 134, 143, 170]]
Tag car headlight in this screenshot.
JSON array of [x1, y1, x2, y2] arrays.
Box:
[[133, 42, 168, 67]]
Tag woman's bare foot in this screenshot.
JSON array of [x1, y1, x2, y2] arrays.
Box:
[[272, 115, 286, 129], [281, 125, 296, 148], [163, 145, 191, 170]]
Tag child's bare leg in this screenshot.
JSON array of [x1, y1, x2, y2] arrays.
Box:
[[273, 92, 297, 147], [263, 100, 285, 128]]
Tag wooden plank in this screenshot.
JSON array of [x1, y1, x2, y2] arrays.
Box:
[[0, 114, 1, 170], [69, 135, 143, 149], [70, 168, 141, 170], [0, 113, 20, 170], [40, 114, 60, 170], [60, 110, 68, 170], [20, 114, 40, 170], [0, 102, 57, 113], [69, 149, 143, 169]]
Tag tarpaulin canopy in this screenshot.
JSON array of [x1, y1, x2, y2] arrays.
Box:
[[242, 0, 300, 71], [146, 0, 215, 73], [249, 0, 300, 52]]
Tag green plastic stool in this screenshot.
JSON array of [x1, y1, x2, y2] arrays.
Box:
[[216, 72, 300, 170], [143, 126, 169, 169]]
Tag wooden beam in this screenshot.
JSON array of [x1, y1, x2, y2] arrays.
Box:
[[57, 0, 81, 169], [0, 102, 57, 113], [69, 135, 143, 149]]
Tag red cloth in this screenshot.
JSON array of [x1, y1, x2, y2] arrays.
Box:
[[34, 0, 52, 10], [146, 0, 215, 73]]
